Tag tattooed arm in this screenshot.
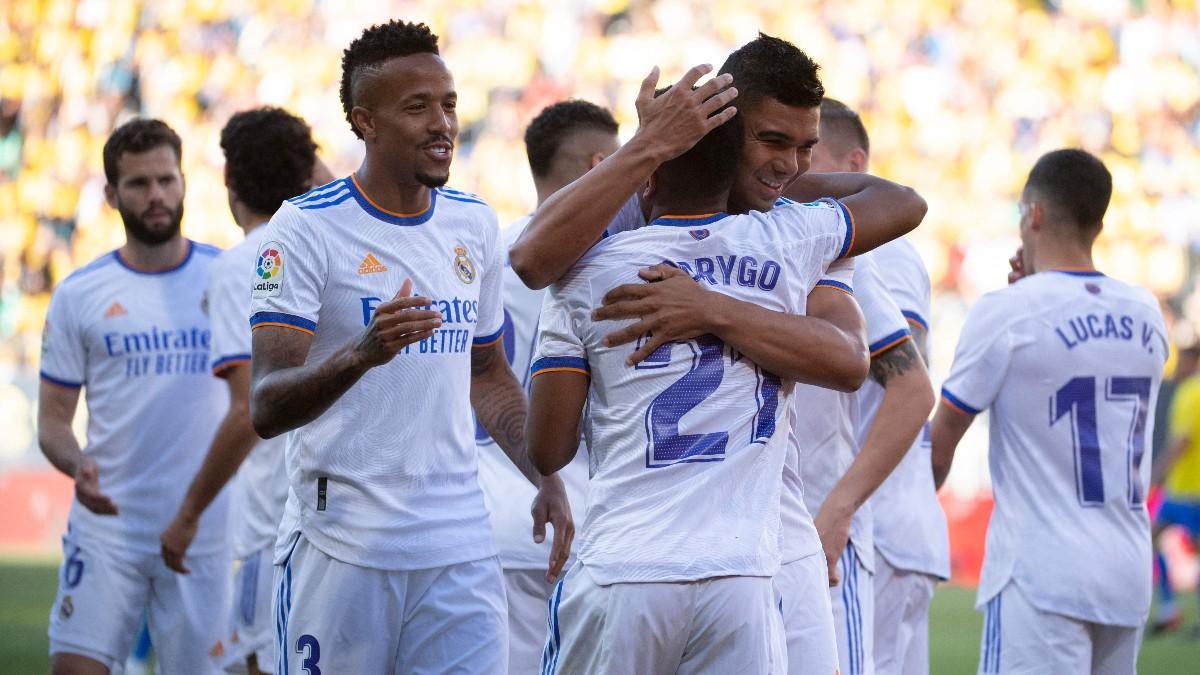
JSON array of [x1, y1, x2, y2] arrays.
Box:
[[250, 279, 442, 438], [474, 340, 575, 580], [813, 337, 935, 584], [470, 341, 540, 485]]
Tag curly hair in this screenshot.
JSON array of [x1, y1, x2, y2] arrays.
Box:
[[718, 33, 824, 111], [340, 20, 440, 139], [524, 100, 618, 179], [102, 119, 182, 185], [220, 107, 319, 215]]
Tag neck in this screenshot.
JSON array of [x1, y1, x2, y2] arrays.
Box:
[[231, 201, 271, 234], [648, 192, 727, 223], [1031, 234, 1096, 274], [355, 159, 432, 215], [118, 235, 189, 272]]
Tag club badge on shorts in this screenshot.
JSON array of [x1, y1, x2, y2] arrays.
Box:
[[59, 595, 73, 620], [453, 244, 476, 284], [253, 241, 284, 298]]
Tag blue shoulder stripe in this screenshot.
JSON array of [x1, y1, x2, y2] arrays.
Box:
[[193, 241, 222, 256], [298, 190, 352, 210], [289, 178, 350, 205]]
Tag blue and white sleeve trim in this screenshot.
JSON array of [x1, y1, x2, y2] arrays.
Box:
[[902, 310, 929, 332], [869, 328, 912, 356], [815, 279, 854, 295], [941, 387, 981, 415], [472, 326, 505, 347], [249, 311, 317, 335], [530, 356, 590, 378], [40, 371, 83, 389]]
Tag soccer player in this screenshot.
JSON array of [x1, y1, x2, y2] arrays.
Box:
[[1148, 343, 1200, 633], [247, 22, 571, 674], [932, 149, 1168, 674], [38, 119, 230, 674], [477, 99, 616, 673], [805, 98, 947, 675], [158, 107, 324, 675]]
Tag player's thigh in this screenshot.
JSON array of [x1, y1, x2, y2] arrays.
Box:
[[275, 533, 397, 674], [547, 562, 690, 675], [679, 574, 787, 675], [503, 567, 556, 675], [899, 574, 935, 675], [830, 546, 875, 675], [147, 548, 232, 675], [396, 556, 507, 675], [776, 553, 839, 675], [48, 533, 148, 672], [1090, 623, 1141, 675], [978, 582, 1089, 675], [225, 548, 277, 674], [873, 559, 935, 675]]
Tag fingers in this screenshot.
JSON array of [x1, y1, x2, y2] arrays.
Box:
[[161, 548, 190, 574], [547, 515, 574, 583], [593, 300, 651, 323], [374, 296, 436, 315], [700, 85, 739, 117], [636, 66, 661, 104], [600, 283, 652, 306], [377, 328, 436, 350], [692, 72, 734, 101], [675, 63, 713, 91], [601, 320, 652, 349], [827, 562, 840, 587], [703, 103, 739, 131], [375, 315, 443, 337], [532, 505, 547, 545], [626, 333, 669, 366], [393, 277, 414, 300], [638, 264, 686, 282], [80, 492, 119, 515]]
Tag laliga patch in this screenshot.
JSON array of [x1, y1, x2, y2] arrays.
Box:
[[453, 243, 477, 284], [252, 241, 284, 298]]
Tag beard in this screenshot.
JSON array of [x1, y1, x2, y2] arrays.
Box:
[[416, 169, 449, 189], [118, 201, 183, 246]]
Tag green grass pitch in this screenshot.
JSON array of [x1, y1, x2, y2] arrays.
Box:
[[1, 559, 1195, 673]]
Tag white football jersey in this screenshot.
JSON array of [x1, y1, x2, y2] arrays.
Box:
[[249, 177, 505, 571], [534, 200, 855, 584], [476, 217, 590, 570], [789, 252, 910, 571], [942, 270, 1167, 626], [208, 225, 289, 560], [40, 242, 230, 555], [860, 238, 950, 580]]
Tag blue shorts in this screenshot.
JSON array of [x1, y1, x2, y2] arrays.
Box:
[[1157, 498, 1200, 537]]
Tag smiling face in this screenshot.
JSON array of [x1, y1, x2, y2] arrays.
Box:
[[727, 97, 820, 214], [104, 144, 185, 245], [352, 52, 459, 188]]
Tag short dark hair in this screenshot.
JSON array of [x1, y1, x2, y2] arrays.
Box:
[[1025, 149, 1112, 229], [523, 100, 618, 179], [340, 21, 440, 139], [102, 119, 182, 184], [819, 98, 869, 156], [655, 89, 743, 196], [220, 107, 319, 214], [718, 33, 823, 111]]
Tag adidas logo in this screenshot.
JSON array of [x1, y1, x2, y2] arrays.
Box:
[[103, 301, 127, 319], [358, 253, 388, 275]]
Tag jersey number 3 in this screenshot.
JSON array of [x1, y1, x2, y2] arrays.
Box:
[[639, 335, 781, 468], [1050, 375, 1151, 508]]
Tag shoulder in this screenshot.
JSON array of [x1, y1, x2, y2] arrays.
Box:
[[192, 241, 222, 258], [437, 186, 490, 208], [437, 187, 498, 225], [962, 284, 1027, 333], [57, 251, 121, 291], [286, 177, 354, 211]]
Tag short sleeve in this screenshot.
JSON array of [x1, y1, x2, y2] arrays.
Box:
[[772, 198, 855, 266], [473, 211, 505, 347], [815, 257, 855, 296], [209, 252, 252, 377], [530, 285, 588, 378], [875, 240, 932, 335], [854, 254, 911, 356], [40, 288, 85, 388], [1169, 378, 1200, 441], [941, 293, 1018, 415], [248, 203, 325, 335]]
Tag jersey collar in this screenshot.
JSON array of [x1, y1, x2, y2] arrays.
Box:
[[348, 174, 437, 226], [648, 212, 729, 227]]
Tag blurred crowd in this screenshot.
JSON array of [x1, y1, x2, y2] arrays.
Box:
[[2, 0, 1199, 474]]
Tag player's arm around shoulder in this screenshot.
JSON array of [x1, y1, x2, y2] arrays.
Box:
[[783, 172, 927, 256]]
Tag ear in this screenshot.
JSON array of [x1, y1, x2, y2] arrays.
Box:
[[350, 106, 375, 141], [223, 163, 233, 189], [848, 147, 868, 173], [1029, 201, 1045, 233], [642, 172, 658, 201], [588, 152, 608, 170], [104, 183, 118, 209]]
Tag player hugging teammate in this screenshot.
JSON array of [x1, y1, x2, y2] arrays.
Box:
[[35, 17, 1167, 675]]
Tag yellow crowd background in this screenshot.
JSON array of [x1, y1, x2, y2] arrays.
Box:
[[1, 0, 1198, 480]]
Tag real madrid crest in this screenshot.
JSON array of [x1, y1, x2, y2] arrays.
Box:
[[453, 244, 476, 284], [60, 595, 74, 619]]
